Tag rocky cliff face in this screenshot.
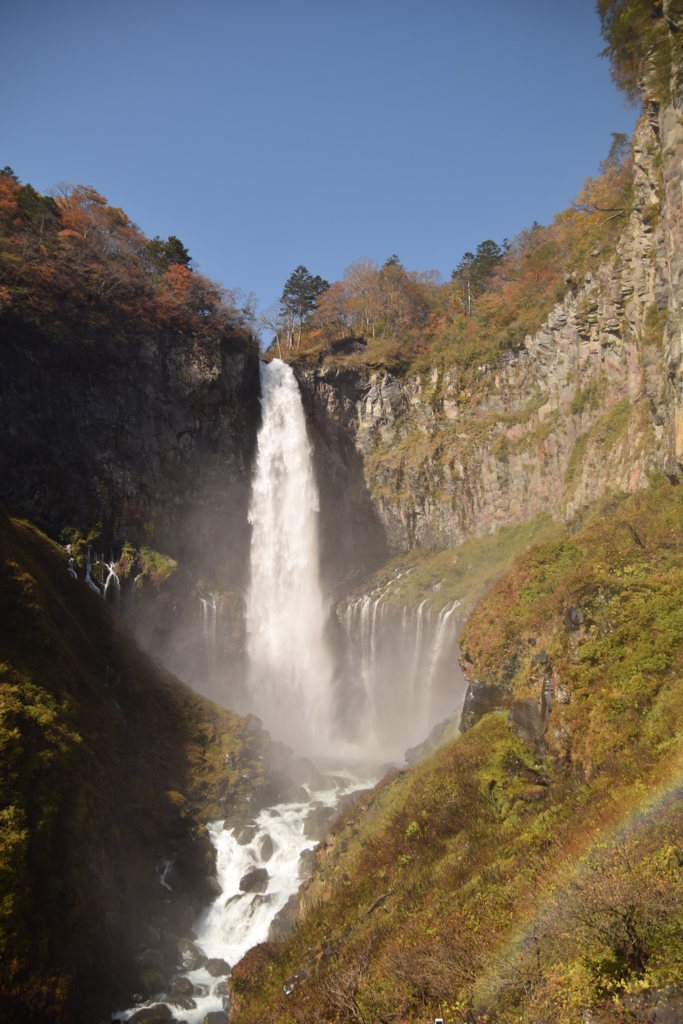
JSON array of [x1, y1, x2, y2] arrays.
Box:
[[296, 96, 683, 556], [0, 317, 265, 704], [0, 316, 261, 584]]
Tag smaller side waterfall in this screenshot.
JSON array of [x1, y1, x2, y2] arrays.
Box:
[[199, 592, 217, 669], [338, 592, 464, 756]]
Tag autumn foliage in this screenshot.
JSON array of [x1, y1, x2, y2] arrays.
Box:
[[0, 174, 249, 349], [268, 141, 633, 374]]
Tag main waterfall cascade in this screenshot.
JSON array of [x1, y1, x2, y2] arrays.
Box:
[[246, 358, 465, 759], [246, 359, 335, 751]]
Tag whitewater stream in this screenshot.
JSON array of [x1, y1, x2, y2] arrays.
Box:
[[114, 359, 461, 1021], [115, 766, 375, 1023]]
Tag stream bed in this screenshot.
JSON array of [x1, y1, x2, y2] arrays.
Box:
[[115, 764, 378, 1023]]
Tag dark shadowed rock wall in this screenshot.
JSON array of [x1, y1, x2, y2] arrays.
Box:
[[0, 314, 261, 589]]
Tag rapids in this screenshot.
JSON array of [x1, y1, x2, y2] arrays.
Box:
[[116, 767, 376, 1023]]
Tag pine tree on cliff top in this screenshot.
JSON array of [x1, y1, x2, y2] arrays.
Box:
[[281, 265, 330, 348]]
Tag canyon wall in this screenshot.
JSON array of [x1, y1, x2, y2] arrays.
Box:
[[298, 95, 683, 555], [0, 316, 261, 585]]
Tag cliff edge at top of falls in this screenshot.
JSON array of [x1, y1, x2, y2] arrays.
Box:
[[280, 26, 683, 558], [0, 503, 327, 1024]]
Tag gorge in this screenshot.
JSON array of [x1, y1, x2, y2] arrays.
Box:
[[3, 4, 683, 1024]]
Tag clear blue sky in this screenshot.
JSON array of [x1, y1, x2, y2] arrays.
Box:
[[1, 1, 637, 309]]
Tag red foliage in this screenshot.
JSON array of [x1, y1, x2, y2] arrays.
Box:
[[0, 177, 243, 348]]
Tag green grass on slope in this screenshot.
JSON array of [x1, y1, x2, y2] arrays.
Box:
[[349, 512, 564, 614], [231, 479, 683, 1024], [0, 505, 251, 1023]]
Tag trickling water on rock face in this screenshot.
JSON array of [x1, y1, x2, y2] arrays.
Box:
[[246, 359, 334, 753]]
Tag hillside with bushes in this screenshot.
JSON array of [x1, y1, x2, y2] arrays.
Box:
[[230, 479, 683, 1024], [0, 502, 268, 1023], [3, 4, 683, 1024]]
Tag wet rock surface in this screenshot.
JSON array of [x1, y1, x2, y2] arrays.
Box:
[[258, 833, 274, 861], [176, 938, 206, 972], [459, 679, 511, 733], [205, 957, 231, 977], [303, 804, 339, 841], [168, 977, 194, 997], [239, 866, 269, 893], [268, 893, 300, 942], [283, 964, 311, 996], [126, 1005, 174, 1024]]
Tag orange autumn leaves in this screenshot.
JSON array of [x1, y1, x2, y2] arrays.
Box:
[[0, 174, 240, 348]]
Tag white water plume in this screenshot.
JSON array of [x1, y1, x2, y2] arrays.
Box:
[[199, 592, 217, 669], [246, 359, 334, 752], [339, 592, 464, 755]]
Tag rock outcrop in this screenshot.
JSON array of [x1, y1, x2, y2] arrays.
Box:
[[294, 95, 683, 555]]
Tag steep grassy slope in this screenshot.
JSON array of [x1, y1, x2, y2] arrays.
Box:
[[346, 512, 564, 615], [0, 503, 254, 1023], [230, 479, 683, 1024]]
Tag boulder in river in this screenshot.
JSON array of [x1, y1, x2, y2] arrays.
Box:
[[128, 1006, 174, 1024], [176, 937, 206, 971], [213, 979, 231, 1009], [239, 866, 269, 892], [295, 785, 310, 802], [168, 993, 196, 1010], [205, 957, 231, 977], [336, 788, 371, 813], [203, 1012, 229, 1024], [235, 824, 258, 845], [201, 874, 224, 899], [140, 968, 167, 995], [168, 976, 193, 997], [258, 833, 274, 861]]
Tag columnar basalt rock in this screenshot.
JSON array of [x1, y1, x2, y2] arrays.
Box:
[[0, 319, 260, 582], [296, 98, 683, 555]]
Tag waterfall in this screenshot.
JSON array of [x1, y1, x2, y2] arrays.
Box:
[[199, 593, 217, 669], [339, 591, 463, 756], [102, 557, 121, 609], [246, 359, 333, 752]]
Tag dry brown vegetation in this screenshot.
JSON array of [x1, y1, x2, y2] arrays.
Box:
[[231, 480, 683, 1024], [0, 175, 252, 349]]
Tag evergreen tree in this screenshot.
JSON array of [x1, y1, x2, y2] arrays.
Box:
[[145, 234, 192, 273], [451, 238, 509, 315], [281, 265, 330, 347], [164, 235, 191, 266]]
